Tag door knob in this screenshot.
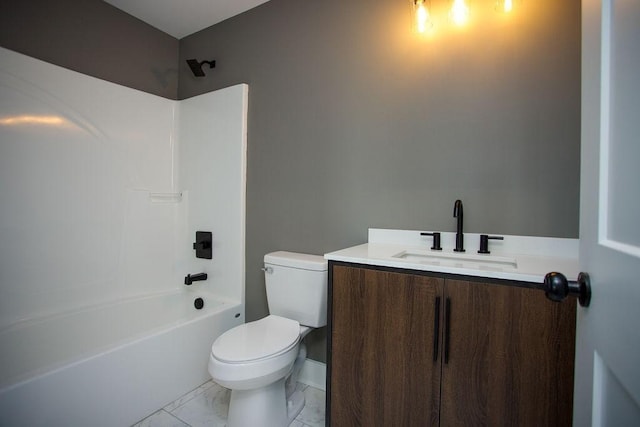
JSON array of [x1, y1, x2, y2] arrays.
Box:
[[543, 272, 592, 307]]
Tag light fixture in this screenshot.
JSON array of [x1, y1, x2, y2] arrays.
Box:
[[495, 0, 520, 13], [413, 0, 433, 34], [449, 0, 470, 26], [412, 0, 520, 36]]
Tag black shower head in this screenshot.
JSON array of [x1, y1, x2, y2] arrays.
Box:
[[186, 59, 216, 77]]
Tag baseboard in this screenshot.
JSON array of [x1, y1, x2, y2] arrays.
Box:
[[299, 359, 326, 391]]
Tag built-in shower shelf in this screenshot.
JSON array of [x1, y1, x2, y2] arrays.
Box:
[[148, 192, 183, 203]]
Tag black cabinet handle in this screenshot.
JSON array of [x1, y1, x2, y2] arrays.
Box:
[[444, 298, 451, 364], [433, 297, 441, 362]]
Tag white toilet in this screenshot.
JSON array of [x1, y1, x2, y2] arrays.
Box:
[[208, 251, 328, 427]]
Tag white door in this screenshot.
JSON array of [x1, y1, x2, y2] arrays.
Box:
[[574, 0, 640, 425]]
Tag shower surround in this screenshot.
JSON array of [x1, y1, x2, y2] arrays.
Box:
[[0, 47, 247, 426]]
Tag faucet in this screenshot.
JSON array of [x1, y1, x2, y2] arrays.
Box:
[[453, 199, 465, 252], [184, 272, 207, 285]]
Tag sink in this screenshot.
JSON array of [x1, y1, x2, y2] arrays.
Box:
[[391, 250, 518, 270]]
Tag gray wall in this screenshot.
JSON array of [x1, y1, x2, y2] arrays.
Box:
[[0, 0, 178, 99], [179, 0, 581, 361], [0, 0, 581, 363]]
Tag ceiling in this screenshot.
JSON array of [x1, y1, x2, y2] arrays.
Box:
[[103, 0, 272, 39]]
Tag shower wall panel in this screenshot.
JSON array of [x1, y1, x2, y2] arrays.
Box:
[[0, 47, 178, 328]]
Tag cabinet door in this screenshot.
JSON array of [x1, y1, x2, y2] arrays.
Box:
[[441, 280, 576, 427], [330, 265, 444, 426]]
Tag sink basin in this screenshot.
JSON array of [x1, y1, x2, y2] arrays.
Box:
[[391, 250, 518, 270]]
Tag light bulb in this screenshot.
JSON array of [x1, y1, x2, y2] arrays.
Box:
[[414, 0, 433, 33], [450, 0, 470, 26], [504, 0, 513, 12], [496, 0, 519, 13], [496, 0, 513, 12]]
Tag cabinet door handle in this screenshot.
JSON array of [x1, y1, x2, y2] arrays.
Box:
[[433, 297, 441, 362], [444, 298, 451, 364]]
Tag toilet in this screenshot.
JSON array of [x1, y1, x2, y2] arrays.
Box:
[[208, 251, 328, 427]]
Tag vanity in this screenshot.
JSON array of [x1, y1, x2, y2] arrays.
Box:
[[324, 229, 579, 426]]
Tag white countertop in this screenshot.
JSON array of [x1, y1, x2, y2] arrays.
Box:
[[324, 229, 580, 284]]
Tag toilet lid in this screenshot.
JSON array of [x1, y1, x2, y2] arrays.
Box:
[[212, 315, 300, 363]]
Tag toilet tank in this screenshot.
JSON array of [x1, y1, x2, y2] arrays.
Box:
[[264, 251, 328, 328]]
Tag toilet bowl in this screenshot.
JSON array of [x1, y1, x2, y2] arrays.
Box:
[[208, 315, 305, 390], [208, 316, 311, 426], [208, 251, 327, 427]]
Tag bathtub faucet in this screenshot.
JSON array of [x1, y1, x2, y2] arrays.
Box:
[[184, 272, 207, 285]]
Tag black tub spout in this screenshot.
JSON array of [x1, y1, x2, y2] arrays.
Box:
[[184, 273, 207, 285]]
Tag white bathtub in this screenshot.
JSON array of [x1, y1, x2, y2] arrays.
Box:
[[0, 290, 244, 426]]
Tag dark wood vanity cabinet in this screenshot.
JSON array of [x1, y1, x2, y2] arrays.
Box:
[[327, 263, 576, 427], [329, 265, 444, 426]]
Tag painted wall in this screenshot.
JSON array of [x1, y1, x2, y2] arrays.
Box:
[[0, 0, 581, 364], [0, 47, 246, 329], [0, 0, 178, 99], [179, 0, 581, 361]]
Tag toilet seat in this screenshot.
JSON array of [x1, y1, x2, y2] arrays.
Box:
[[212, 315, 300, 363]]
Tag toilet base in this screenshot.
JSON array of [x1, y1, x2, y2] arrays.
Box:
[[227, 377, 285, 427], [227, 377, 306, 427], [287, 389, 306, 422], [223, 343, 308, 427]]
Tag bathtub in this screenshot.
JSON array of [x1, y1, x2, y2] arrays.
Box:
[[0, 290, 244, 427]]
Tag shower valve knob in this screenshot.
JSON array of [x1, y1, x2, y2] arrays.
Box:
[[192, 241, 210, 250], [193, 231, 212, 259]]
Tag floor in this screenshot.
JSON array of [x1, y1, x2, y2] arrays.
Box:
[[132, 380, 326, 427]]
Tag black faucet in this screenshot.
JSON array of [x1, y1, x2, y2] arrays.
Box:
[[453, 199, 465, 252], [184, 272, 207, 285]]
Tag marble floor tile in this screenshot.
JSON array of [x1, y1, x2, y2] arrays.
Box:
[[163, 380, 217, 412], [133, 409, 190, 427], [295, 386, 326, 427], [169, 382, 230, 427], [135, 380, 325, 427]]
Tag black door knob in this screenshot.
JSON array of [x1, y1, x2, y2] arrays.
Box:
[[543, 272, 591, 307]]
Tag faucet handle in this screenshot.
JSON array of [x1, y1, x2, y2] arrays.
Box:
[[193, 231, 212, 259], [420, 232, 442, 251], [478, 235, 504, 254]]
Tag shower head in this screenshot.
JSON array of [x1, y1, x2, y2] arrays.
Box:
[[186, 59, 216, 77]]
